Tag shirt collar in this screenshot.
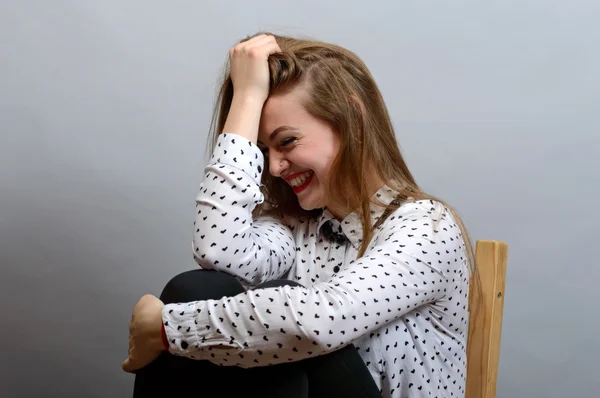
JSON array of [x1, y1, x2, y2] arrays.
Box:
[[316, 184, 400, 249]]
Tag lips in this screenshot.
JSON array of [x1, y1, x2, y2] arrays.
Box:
[[292, 173, 314, 194], [285, 170, 315, 194]]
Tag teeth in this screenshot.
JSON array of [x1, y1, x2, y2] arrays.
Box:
[[290, 171, 313, 187]]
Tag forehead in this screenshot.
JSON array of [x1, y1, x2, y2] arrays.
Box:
[[259, 89, 307, 139]]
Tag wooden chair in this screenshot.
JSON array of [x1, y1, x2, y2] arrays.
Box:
[[465, 240, 509, 398]]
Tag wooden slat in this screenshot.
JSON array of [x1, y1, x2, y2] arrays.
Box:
[[465, 240, 508, 398]]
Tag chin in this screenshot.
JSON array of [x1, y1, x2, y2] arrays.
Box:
[[298, 201, 315, 211], [298, 197, 325, 212]]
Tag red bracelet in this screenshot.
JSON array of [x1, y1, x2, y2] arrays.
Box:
[[161, 324, 169, 351]]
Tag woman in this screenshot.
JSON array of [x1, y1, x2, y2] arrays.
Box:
[[122, 33, 475, 398]]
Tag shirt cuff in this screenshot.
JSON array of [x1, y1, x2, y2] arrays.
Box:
[[162, 301, 243, 359]]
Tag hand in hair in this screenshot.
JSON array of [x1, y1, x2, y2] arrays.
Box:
[[228, 34, 282, 104], [222, 34, 282, 143]]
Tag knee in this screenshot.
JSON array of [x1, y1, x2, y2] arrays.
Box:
[[160, 269, 246, 304]]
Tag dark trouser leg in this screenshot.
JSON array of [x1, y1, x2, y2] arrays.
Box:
[[132, 270, 308, 398], [303, 345, 381, 398], [132, 270, 379, 398], [248, 280, 381, 398]]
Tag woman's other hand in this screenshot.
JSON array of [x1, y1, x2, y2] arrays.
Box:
[[122, 294, 166, 373]]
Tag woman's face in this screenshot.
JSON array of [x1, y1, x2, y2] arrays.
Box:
[[258, 87, 340, 212]]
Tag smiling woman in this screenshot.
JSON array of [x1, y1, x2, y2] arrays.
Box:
[[257, 87, 342, 213], [124, 32, 476, 398]]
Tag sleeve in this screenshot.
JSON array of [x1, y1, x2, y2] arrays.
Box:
[[163, 200, 466, 368], [192, 133, 296, 286]]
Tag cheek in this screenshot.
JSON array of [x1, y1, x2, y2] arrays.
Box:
[[312, 160, 334, 186], [321, 144, 338, 174]]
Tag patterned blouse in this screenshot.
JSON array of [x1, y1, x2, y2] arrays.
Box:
[[162, 133, 470, 398]]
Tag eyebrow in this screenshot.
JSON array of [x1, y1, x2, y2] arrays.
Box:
[[257, 125, 298, 145]]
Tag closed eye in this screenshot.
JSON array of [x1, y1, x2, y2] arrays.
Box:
[[258, 137, 296, 156], [280, 137, 296, 147]]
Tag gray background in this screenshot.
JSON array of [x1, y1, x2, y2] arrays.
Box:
[[1, 1, 598, 397]]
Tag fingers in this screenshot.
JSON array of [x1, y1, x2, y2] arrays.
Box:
[[123, 334, 134, 372], [230, 34, 281, 58], [122, 359, 139, 374], [122, 346, 141, 373], [244, 34, 273, 49], [122, 358, 134, 373], [259, 40, 282, 57], [123, 294, 159, 374], [124, 306, 136, 373], [242, 33, 272, 48]]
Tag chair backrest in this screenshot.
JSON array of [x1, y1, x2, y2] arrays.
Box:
[[465, 240, 508, 398]]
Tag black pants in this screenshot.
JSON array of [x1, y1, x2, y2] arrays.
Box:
[[132, 269, 381, 398]]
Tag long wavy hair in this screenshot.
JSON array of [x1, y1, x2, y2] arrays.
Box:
[[206, 32, 476, 277]]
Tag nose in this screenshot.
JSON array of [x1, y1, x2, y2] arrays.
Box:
[[269, 153, 289, 177]]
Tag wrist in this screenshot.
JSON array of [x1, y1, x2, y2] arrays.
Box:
[[161, 323, 169, 351], [231, 93, 266, 109], [222, 95, 264, 144]]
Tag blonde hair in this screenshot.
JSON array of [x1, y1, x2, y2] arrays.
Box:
[[206, 32, 476, 276]]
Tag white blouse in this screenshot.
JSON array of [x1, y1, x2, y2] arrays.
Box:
[[162, 133, 470, 398]]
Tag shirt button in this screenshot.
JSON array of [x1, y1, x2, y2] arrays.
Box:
[[333, 266, 340, 273]]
